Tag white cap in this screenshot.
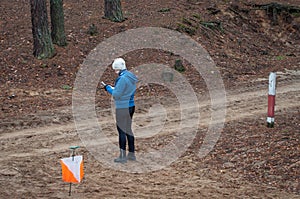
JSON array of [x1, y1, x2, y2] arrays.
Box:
[[112, 58, 126, 70]]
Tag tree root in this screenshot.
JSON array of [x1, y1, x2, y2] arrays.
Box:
[[250, 2, 300, 25]]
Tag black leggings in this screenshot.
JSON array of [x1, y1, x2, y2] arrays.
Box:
[[116, 106, 135, 152]]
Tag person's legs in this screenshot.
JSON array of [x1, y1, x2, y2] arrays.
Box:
[[115, 108, 128, 163], [126, 106, 135, 153], [117, 125, 126, 151], [127, 106, 136, 161], [115, 107, 136, 162]]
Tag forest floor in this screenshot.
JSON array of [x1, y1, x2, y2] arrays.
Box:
[[0, 0, 299, 198]]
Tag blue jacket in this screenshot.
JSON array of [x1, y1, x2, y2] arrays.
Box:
[[106, 70, 138, 109]]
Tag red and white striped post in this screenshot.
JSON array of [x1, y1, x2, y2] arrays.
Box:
[[267, 72, 276, 128]]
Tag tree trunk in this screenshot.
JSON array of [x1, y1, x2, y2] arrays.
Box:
[[104, 0, 124, 22], [50, 0, 67, 46], [30, 0, 55, 59]]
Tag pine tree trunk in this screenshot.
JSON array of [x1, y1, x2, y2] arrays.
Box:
[[104, 0, 124, 22], [30, 0, 55, 59], [50, 0, 67, 46]]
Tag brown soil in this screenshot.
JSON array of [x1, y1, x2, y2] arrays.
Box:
[[0, 0, 299, 198]]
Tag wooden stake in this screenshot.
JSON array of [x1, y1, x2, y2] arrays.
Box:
[[267, 72, 276, 128]]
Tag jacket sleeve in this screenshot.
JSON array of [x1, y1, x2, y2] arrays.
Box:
[[106, 85, 114, 95], [111, 77, 127, 99]]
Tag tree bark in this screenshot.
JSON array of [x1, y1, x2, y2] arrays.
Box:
[[104, 0, 124, 22], [50, 0, 67, 46], [30, 0, 55, 59]]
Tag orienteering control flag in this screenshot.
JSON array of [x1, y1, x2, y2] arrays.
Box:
[[60, 155, 84, 183]]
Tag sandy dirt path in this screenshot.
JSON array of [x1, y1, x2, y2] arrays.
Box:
[[0, 71, 299, 198]]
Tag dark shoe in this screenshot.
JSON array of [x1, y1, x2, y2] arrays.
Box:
[[114, 149, 127, 163], [127, 152, 136, 161]]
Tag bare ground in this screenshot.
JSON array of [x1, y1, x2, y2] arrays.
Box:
[[0, 71, 299, 198], [0, 0, 300, 198]]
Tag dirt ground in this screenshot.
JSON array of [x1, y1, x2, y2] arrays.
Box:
[[0, 0, 300, 198]]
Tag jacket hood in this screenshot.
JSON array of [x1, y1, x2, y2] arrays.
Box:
[[121, 70, 138, 83]]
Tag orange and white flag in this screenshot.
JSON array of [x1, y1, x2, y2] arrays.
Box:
[[60, 156, 84, 183]]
